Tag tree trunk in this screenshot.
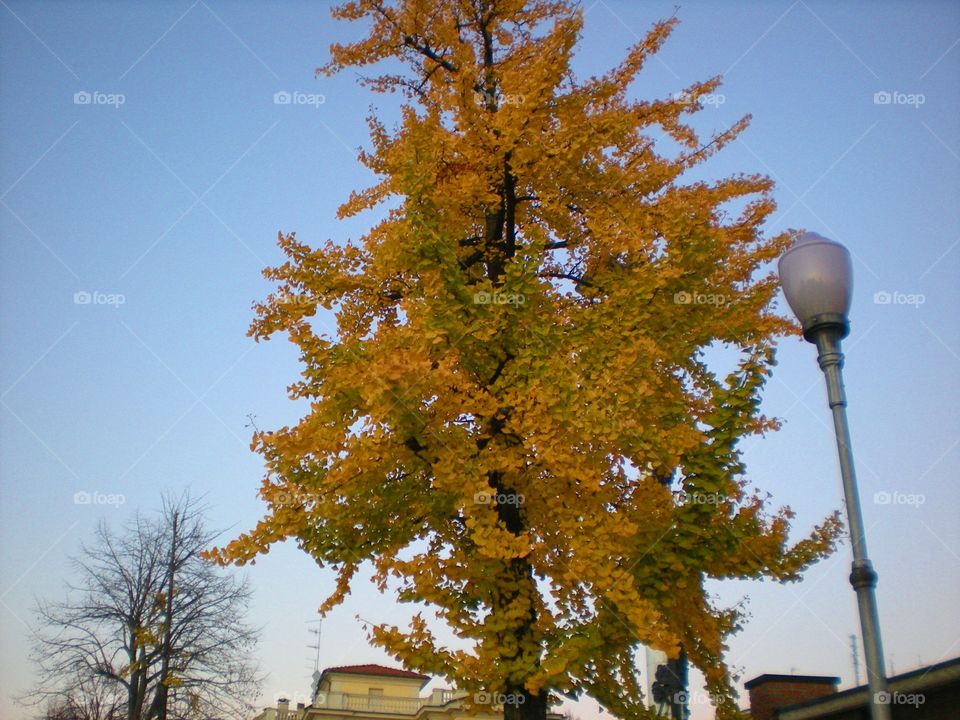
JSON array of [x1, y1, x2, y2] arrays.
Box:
[[152, 512, 178, 720], [481, 90, 544, 714], [492, 467, 547, 720], [129, 643, 148, 720]]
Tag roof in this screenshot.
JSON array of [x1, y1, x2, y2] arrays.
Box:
[[319, 663, 431, 688], [776, 656, 960, 720], [744, 674, 840, 690]]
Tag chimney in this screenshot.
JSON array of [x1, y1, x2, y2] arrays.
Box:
[[744, 675, 839, 720], [297, 702, 305, 711], [277, 698, 290, 720]]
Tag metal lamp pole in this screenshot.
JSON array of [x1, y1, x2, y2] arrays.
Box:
[[778, 233, 891, 720]]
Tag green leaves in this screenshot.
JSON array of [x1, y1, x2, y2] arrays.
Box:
[[212, 1, 841, 716]]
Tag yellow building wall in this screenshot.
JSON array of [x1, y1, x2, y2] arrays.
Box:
[[422, 709, 504, 720], [325, 673, 423, 698]]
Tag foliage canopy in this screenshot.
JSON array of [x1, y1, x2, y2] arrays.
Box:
[[209, 2, 841, 717]]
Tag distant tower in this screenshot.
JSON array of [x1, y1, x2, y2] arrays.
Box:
[[850, 634, 861, 686], [307, 620, 322, 701], [307, 621, 322, 673]]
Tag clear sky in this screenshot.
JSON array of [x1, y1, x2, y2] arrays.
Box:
[[1, 1, 958, 719]]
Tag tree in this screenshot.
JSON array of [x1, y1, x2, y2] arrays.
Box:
[[208, 2, 841, 718], [27, 496, 261, 720], [38, 674, 123, 720]]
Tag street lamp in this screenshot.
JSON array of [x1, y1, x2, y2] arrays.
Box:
[[778, 232, 892, 720]]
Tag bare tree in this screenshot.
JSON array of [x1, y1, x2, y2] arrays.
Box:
[[25, 495, 261, 720], [38, 673, 124, 720]]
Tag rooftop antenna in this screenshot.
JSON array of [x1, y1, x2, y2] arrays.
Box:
[[307, 620, 322, 674], [850, 634, 861, 686]]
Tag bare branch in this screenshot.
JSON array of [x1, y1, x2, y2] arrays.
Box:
[[23, 494, 262, 720]]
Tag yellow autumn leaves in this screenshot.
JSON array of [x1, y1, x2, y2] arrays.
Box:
[[208, 2, 841, 718]]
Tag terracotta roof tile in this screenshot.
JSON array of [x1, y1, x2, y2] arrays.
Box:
[[324, 663, 431, 681]]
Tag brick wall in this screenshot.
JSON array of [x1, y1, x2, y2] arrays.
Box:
[[745, 675, 840, 720]]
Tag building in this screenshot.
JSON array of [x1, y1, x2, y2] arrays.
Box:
[[253, 664, 566, 720], [744, 656, 960, 720]]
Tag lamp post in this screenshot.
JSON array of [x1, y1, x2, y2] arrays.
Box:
[[778, 232, 891, 720]]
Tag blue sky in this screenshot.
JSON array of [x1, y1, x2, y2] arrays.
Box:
[[1, 1, 958, 718]]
